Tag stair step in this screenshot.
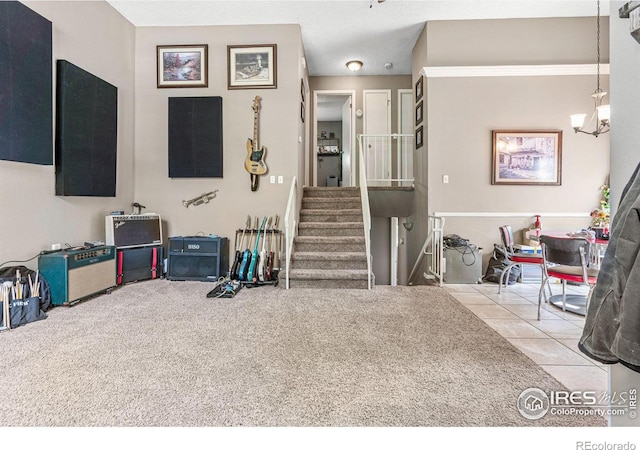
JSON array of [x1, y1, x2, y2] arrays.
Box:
[[298, 222, 364, 237], [291, 252, 367, 270], [285, 269, 370, 289], [293, 236, 365, 252], [303, 187, 360, 198], [300, 209, 362, 223], [302, 197, 361, 209]]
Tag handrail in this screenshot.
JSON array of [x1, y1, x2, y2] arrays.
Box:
[[357, 143, 373, 289], [357, 133, 414, 187], [408, 215, 446, 286], [283, 176, 298, 289]]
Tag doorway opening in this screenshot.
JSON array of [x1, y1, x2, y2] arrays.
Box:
[[313, 90, 356, 187]]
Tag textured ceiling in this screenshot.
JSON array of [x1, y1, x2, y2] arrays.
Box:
[[108, 0, 610, 76]]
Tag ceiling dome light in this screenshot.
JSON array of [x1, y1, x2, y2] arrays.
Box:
[[346, 60, 363, 72]]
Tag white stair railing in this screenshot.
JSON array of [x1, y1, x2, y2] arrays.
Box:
[[408, 215, 446, 287], [357, 133, 414, 187], [283, 176, 298, 289], [357, 144, 373, 290]]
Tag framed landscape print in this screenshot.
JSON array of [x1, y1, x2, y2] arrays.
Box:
[[491, 130, 562, 185], [227, 44, 277, 89], [416, 126, 424, 149], [157, 44, 208, 88]]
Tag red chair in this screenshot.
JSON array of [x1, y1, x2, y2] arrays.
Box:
[[538, 235, 599, 320], [498, 225, 551, 299]]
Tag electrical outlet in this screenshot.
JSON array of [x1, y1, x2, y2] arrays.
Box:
[[270, 175, 276, 184], [278, 176, 284, 184], [443, 175, 449, 184], [51, 243, 61, 250]]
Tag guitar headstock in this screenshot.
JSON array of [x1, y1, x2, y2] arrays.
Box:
[[252, 96, 262, 113]]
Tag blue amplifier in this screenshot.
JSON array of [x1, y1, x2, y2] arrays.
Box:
[[38, 246, 116, 306]]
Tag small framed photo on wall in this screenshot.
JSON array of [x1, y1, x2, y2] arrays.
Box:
[[227, 44, 277, 89], [415, 101, 423, 126], [416, 126, 424, 149], [157, 44, 208, 88], [415, 76, 423, 102]]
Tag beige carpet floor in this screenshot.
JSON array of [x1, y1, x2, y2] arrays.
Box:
[[0, 280, 605, 427]]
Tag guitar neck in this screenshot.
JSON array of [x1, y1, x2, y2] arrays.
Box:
[[253, 108, 260, 151]]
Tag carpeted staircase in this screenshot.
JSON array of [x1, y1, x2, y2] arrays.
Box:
[[286, 187, 371, 289]]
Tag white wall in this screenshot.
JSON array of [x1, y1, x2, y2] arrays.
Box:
[[0, 1, 135, 268]]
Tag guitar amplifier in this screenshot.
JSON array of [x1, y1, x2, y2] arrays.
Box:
[[105, 214, 162, 249], [38, 246, 116, 306], [167, 236, 228, 281]]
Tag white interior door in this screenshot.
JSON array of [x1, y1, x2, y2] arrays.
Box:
[[363, 89, 391, 186]]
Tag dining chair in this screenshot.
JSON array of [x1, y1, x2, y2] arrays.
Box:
[[498, 225, 551, 300], [538, 235, 600, 320]]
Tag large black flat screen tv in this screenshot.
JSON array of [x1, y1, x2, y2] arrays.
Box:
[[168, 96, 223, 178], [0, 2, 52, 165], [55, 60, 118, 196]]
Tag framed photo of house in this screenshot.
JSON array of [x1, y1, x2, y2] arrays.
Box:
[[415, 101, 423, 126], [157, 44, 208, 88], [415, 76, 423, 102], [416, 126, 424, 149], [491, 130, 562, 185], [227, 44, 277, 89]]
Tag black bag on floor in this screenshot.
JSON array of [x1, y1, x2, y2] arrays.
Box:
[[0, 266, 52, 311], [0, 266, 49, 328], [483, 244, 520, 285]]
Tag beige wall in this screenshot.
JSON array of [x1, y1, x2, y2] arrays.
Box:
[[409, 17, 611, 279], [133, 25, 306, 260], [0, 1, 135, 268], [406, 23, 429, 284]]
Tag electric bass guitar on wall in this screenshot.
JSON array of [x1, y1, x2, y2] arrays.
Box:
[[245, 96, 268, 191]]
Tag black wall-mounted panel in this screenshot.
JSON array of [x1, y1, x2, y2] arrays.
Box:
[[55, 60, 118, 196], [0, 2, 52, 165], [168, 96, 223, 178]]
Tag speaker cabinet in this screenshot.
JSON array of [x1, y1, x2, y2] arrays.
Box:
[[168, 96, 223, 178], [167, 236, 228, 281], [117, 246, 163, 285], [55, 60, 118, 196], [38, 246, 116, 306]]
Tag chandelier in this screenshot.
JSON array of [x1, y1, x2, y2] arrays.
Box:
[[570, 0, 610, 137]]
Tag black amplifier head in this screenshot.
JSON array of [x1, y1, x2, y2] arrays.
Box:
[[168, 236, 220, 254]]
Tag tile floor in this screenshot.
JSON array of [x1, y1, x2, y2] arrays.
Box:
[[443, 281, 609, 394]]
